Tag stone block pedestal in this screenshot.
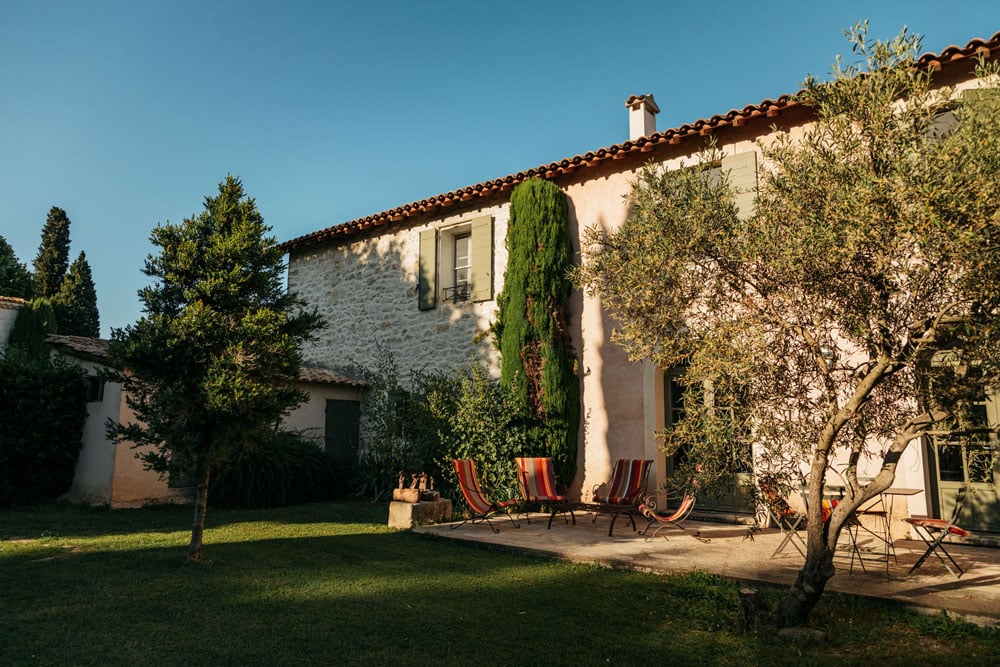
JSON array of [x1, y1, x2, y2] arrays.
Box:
[[388, 499, 453, 529]]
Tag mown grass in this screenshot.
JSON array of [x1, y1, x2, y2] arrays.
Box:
[[2, 501, 997, 666]]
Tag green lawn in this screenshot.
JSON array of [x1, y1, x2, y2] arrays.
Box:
[[2, 501, 997, 666]]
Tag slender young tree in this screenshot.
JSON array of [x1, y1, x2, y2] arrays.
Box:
[[33, 207, 72, 299], [494, 178, 580, 485], [106, 175, 324, 561], [576, 25, 1000, 623], [54, 251, 100, 337], [0, 234, 34, 299]]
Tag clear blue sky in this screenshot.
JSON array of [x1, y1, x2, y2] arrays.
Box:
[[2, 1, 999, 337]]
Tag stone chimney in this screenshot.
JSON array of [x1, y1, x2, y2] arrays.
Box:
[[625, 94, 660, 140]]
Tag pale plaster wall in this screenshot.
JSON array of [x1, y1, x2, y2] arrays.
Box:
[[109, 383, 192, 508], [66, 357, 119, 504], [61, 354, 191, 508], [284, 383, 364, 446], [0, 300, 23, 349]]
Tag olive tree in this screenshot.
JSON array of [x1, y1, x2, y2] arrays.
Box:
[[576, 25, 1000, 623]]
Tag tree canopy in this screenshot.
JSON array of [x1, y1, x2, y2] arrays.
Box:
[[576, 24, 1000, 623], [33, 206, 71, 299], [0, 234, 34, 299], [107, 175, 324, 560], [55, 251, 100, 337]]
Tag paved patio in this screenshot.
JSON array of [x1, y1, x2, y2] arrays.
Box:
[[413, 511, 1000, 626]]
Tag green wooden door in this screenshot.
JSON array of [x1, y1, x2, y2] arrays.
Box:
[[325, 399, 361, 480], [663, 372, 754, 513], [928, 387, 1000, 533]]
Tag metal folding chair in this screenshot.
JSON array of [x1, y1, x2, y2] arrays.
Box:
[[514, 456, 576, 529], [761, 484, 806, 559], [905, 486, 971, 578]]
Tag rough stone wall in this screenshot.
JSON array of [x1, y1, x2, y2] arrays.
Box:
[[288, 200, 510, 381]]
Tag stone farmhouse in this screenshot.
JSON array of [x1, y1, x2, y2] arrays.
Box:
[[283, 31, 1000, 534]]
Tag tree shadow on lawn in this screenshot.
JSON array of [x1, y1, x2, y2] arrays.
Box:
[[0, 500, 389, 541], [0, 530, 768, 665], [5, 529, 993, 666]]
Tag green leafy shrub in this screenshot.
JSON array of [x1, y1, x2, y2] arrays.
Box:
[[210, 431, 346, 509], [0, 347, 87, 506], [429, 365, 529, 501], [356, 347, 528, 502], [355, 347, 449, 501]]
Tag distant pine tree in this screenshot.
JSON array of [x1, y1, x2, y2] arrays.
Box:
[[494, 178, 580, 485], [33, 207, 72, 299], [55, 251, 100, 337], [0, 234, 34, 299]]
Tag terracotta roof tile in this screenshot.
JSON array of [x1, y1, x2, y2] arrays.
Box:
[[281, 31, 1000, 253], [44, 334, 367, 387], [298, 365, 368, 388], [0, 296, 28, 309], [46, 334, 110, 359]]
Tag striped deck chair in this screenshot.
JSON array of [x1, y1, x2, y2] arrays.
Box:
[[515, 457, 576, 529], [638, 494, 707, 542], [451, 459, 519, 533], [590, 459, 653, 536]]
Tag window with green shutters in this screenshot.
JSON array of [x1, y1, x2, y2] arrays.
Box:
[[721, 151, 758, 221], [418, 215, 493, 308]]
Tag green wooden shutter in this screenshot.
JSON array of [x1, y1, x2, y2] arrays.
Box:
[[469, 216, 493, 302], [418, 229, 437, 310], [722, 151, 758, 221]]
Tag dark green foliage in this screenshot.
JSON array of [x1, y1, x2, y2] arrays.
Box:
[[106, 175, 324, 559], [210, 431, 346, 508], [33, 207, 72, 299], [0, 234, 34, 298], [429, 364, 529, 501], [356, 346, 451, 501], [495, 178, 580, 485], [357, 348, 528, 502], [0, 347, 87, 506], [54, 251, 100, 337], [8, 298, 57, 358]]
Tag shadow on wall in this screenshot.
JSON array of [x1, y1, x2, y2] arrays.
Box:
[[289, 226, 499, 383], [569, 198, 656, 502]]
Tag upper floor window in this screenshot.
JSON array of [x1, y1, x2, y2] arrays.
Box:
[[418, 216, 493, 310], [448, 233, 472, 303]]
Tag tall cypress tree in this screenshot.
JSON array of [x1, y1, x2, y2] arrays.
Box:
[[55, 251, 100, 337], [33, 207, 72, 299], [0, 234, 34, 299], [495, 178, 580, 485]]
